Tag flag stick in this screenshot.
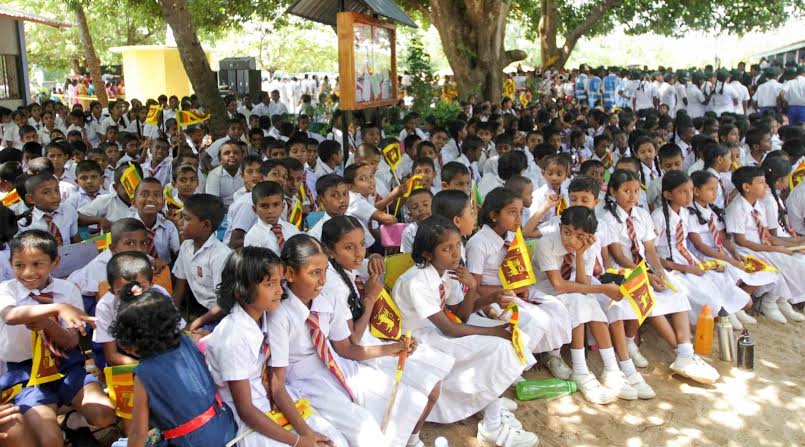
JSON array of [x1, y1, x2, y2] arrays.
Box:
[[381, 330, 412, 432]]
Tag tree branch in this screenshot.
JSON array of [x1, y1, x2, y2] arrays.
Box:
[[563, 0, 623, 50], [397, 0, 430, 17]]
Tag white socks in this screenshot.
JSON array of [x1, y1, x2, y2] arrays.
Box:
[[599, 347, 619, 372], [548, 348, 563, 359], [482, 398, 502, 431], [626, 336, 637, 346], [407, 433, 421, 446], [619, 359, 637, 376], [676, 342, 694, 359], [570, 348, 589, 376]]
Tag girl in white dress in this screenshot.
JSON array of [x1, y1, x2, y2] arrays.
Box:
[[725, 164, 805, 323], [651, 171, 752, 327], [600, 169, 719, 385], [267, 234, 434, 447], [319, 216, 453, 447], [205, 247, 348, 447], [465, 187, 573, 379], [393, 216, 539, 447]]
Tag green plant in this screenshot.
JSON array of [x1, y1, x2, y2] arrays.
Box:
[[405, 37, 436, 116], [428, 100, 462, 128]]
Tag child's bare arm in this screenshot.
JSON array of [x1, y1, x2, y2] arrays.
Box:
[[188, 305, 225, 332], [102, 341, 138, 366], [127, 378, 150, 447], [171, 278, 188, 307], [231, 377, 301, 444], [370, 210, 397, 225], [2, 303, 92, 333]]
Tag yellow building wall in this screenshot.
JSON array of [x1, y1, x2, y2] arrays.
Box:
[[113, 46, 211, 102]]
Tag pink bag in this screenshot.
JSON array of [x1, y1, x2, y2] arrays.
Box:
[[380, 223, 407, 248]]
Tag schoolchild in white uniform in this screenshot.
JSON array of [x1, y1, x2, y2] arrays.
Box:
[[0, 230, 115, 445], [528, 155, 570, 227], [129, 178, 180, 263], [650, 171, 752, 327], [687, 171, 773, 328], [78, 164, 139, 228], [786, 179, 805, 235], [701, 143, 734, 209], [320, 217, 454, 447], [221, 155, 268, 248], [17, 174, 79, 246], [394, 216, 539, 447], [244, 181, 300, 253], [139, 138, 173, 187], [400, 189, 433, 253], [534, 206, 646, 404], [63, 160, 108, 214], [267, 234, 435, 447], [600, 169, 719, 384], [344, 162, 398, 248], [466, 187, 572, 378], [726, 166, 805, 323], [206, 247, 348, 447]]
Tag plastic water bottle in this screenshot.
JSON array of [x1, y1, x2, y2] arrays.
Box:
[[434, 436, 449, 447], [515, 379, 577, 401], [694, 305, 714, 355]]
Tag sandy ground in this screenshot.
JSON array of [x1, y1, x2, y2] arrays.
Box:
[[420, 317, 805, 447]]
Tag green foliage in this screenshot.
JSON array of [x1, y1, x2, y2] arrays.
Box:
[[404, 37, 436, 116], [428, 100, 461, 128]]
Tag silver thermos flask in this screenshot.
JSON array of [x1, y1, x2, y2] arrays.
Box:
[[717, 308, 735, 362], [737, 329, 754, 370]]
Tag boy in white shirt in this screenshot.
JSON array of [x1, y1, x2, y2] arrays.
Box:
[[344, 163, 396, 248], [63, 159, 107, 215], [78, 163, 139, 232], [172, 194, 231, 331], [307, 174, 350, 241], [205, 140, 245, 207], [17, 174, 79, 246], [244, 180, 300, 252], [313, 139, 343, 181], [139, 137, 173, 187], [129, 177, 180, 263], [400, 188, 432, 253], [221, 155, 271, 248]]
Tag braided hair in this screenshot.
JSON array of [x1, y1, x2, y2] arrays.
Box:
[[761, 157, 793, 230], [603, 169, 640, 224], [660, 170, 692, 261], [321, 215, 367, 320]]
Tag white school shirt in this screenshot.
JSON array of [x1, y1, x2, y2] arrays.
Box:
[[37, 127, 63, 146], [650, 206, 701, 264], [441, 139, 460, 164], [129, 210, 180, 262], [66, 248, 112, 296], [64, 187, 108, 214], [759, 191, 792, 235], [2, 123, 20, 148], [529, 183, 567, 226], [231, 186, 248, 204], [172, 233, 231, 309], [346, 191, 377, 247], [706, 167, 729, 209], [205, 303, 273, 411], [268, 101, 289, 116], [400, 222, 418, 253], [453, 153, 479, 183], [729, 81, 750, 114], [392, 264, 464, 331], [99, 116, 124, 136], [686, 203, 726, 259], [222, 192, 256, 244], [18, 205, 78, 243], [786, 182, 805, 235], [640, 162, 660, 184], [709, 83, 739, 116], [205, 165, 243, 207], [477, 172, 504, 199], [244, 219, 300, 252], [397, 153, 414, 179], [532, 228, 602, 296], [633, 81, 658, 110], [313, 158, 335, 182], [78, 192, 132, 222], [0, 278, 84, 362], [103, 166, 115, 191], [92, 285, 175, 344], [725, 195, 768, 244], [782, 76, 805, 106], [599, 204, 655, 266], [752, 80, 783, 108], [465, 224, 511, 286], [646, 176, 663, 210], [204, 136, 230, 167], [741, 151, 764, 168], [399, 128, 428, 142], [140, 157, 172, 187]]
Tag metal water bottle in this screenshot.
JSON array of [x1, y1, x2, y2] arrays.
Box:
[[716, 307, 735, 362], [737, 329, 754, 370]]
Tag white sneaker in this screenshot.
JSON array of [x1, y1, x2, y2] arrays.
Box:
[[735, 310, 757, 325], [761, 300, 787, 324], [499, 397, 518, 412], [477, 421, 539, 447], [627, 342, 649, 368], [727, 313, 744, 331], [501, 409, 523, 429], [624, 372, 656, 399], [779, 301, 805, 322], [601, 369, 638, 400], [670, 355, 720, 385], [571, 372, 617, 405], [544, 355, 571, 380]]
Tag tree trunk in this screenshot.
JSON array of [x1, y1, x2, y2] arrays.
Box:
[[157, 0, 228, 138], [71, 1, 108, 107], [539, 0, 623, 70], [427, 0, 526, 100]]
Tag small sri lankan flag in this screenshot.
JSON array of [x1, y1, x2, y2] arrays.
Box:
[[289, 199, 303, 229], [145, 105, 162, 126], [176, 110, 210, 128], [619, 260, 655, 326], [104, 364, 138, 419], [86, 232, 112, 251], [1, 189, 21, 207], [498, 227, 537, 290], [383, 142, 402, 173], [790, 160, 805, 190], [120, 163, 141, 201], [369, 289, 403, 341]]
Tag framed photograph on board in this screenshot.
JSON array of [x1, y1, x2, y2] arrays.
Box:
[[337, 12, 398, 110]]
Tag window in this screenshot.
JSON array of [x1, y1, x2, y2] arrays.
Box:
[[0, 54, 20, 100]]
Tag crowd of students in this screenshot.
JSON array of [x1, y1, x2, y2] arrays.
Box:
[[0, 59, 804, 447]]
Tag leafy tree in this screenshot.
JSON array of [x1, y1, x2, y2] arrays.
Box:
[[404, 37, 436, 116], [68, 0, 108, 106]]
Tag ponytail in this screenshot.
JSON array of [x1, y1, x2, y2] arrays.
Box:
[[661, 196, 674, 261], [330, 260, 363, 320]]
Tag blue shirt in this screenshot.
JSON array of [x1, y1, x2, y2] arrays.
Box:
[[603, 75, 619, 108]]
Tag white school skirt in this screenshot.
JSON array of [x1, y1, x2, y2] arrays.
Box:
[[286, 353, 429, 447], [231, 391, 348, 447], [734, 247, 805, 304], [522, 292, 573, 352], [412, 321, 536, 424], [646, 272, 692, 317], [553, 292, 608, 327], [672, 271, 751, 325]]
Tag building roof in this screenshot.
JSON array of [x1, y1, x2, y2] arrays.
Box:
[[0, 6, 71, 28], [754, 39, 805, 58], [286, 0, 416, 28]]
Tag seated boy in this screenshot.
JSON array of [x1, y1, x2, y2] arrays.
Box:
[[440, 161, 472, 195], [44, 141, 77, 200], [78, 163, 140, 230], [400, 188, 433, 253], [307, 174, 351, 241], [313, 140, 343, 180], [223, 156, 269, 249], [127, 177, 180, 263], [139, 137, 172, 187], [244, 181, 300, 252], [172, 194, 231, 331], [205, 139, 245, 207], [63, 160, 107, 215], [18, 174, 80, 246], [0, 231, 115, 446], [343, 162, 396, 248]]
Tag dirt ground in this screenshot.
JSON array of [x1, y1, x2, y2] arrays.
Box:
[[420, 318, 805, 447]]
